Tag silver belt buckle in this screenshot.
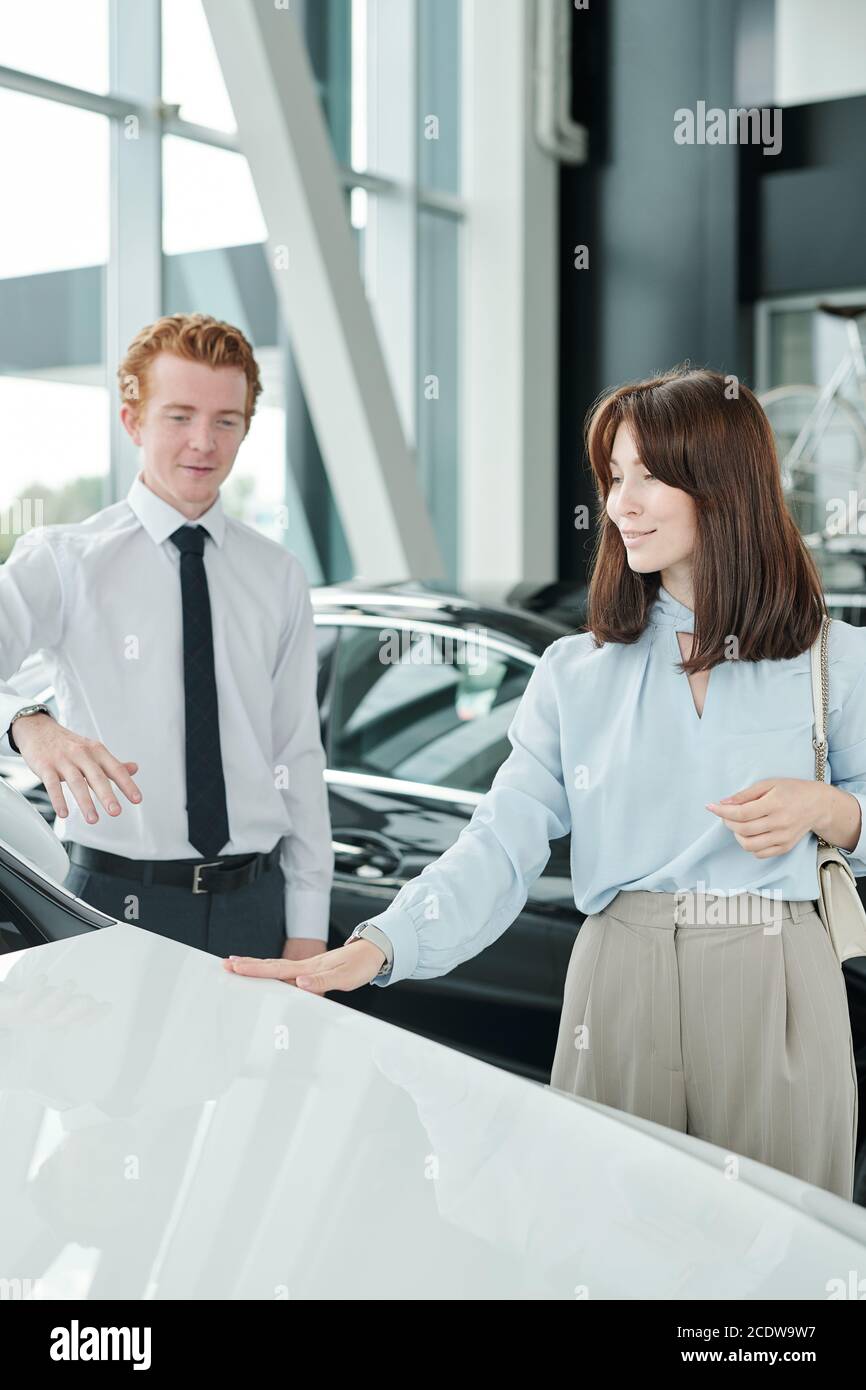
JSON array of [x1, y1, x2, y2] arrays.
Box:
[[192, 861, 222, 894]]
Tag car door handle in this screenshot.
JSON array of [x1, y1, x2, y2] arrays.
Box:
[[332, 835, 402, 879]]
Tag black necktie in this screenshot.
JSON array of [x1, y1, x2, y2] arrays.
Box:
[[169, 525, 230, 859]]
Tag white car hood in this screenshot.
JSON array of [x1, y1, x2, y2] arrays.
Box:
[[0, 924, 865, 1299]]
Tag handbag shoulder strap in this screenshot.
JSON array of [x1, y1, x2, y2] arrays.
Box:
[[810, 614, 832, 847]]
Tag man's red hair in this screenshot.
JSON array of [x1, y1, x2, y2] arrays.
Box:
[[118, 312, 263, 430]]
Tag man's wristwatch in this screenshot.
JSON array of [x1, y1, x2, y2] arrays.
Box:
[[8, 704, 52, 754], [346, 921, 394, 977]]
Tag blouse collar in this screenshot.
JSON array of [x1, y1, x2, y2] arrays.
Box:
[[648, 584, 695, 633]]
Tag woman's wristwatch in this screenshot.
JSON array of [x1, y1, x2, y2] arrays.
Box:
[[346, 922, 394, 977]]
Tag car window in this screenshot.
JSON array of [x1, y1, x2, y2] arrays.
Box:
[[330, 624, 534, 795]]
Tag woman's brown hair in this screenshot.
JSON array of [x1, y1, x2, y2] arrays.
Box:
[[583, 364, 827, 674]]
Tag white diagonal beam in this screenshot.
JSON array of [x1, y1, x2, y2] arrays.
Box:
[[107, 0, 162, 498], [202, 0, 444, 581], [460, 0, 558, 588]]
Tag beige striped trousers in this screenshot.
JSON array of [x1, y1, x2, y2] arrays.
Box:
[[549, 890, 858, 1201]]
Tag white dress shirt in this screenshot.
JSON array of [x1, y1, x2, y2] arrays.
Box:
[[0, 474, 333, 940]]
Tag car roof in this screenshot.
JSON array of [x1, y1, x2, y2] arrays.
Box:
[[312, 578, 589, 653]]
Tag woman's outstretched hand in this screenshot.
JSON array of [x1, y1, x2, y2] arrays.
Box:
[[221, 938, 386, 994]]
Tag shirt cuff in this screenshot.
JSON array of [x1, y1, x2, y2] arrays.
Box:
[[283, 886, 330, 942], [838, 790, 866, 872], [362, 898, 421, 987]]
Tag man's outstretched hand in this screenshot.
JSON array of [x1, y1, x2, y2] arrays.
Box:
[[10, 712, 142, 823]]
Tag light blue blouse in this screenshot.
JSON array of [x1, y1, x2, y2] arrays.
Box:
[[367, 584, 866, 987]]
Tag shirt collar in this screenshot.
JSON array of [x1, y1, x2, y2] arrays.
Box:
[[648, 583, 695, 632], [127, 473, 226, 548]]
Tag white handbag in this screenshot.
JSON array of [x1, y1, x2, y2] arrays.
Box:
[[810, 614, 866, 963]]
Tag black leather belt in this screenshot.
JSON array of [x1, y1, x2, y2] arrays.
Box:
[[66, 842, 282, 895]]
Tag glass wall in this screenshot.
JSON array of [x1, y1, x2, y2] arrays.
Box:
[[0, 82, 110, 558], [0, 0, 464, 582], [0, 0, 109, 92]]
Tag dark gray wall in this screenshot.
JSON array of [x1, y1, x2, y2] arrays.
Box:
[[592, 0, 740, 384], [559, 0, 772, 583]]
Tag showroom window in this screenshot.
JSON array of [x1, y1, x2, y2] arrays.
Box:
[[0, 0, 109, 91], [0, 0, 463, 584], [0, 83, 110, 557], [755, 290, 866, 540]]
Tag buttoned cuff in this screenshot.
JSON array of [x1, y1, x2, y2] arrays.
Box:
[[362, 899, 420, 987], [839, 791, 866, 873], [283, 887, 330, 942]]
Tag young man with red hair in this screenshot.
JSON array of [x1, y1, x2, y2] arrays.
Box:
[[0, 313, 333, 960]]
